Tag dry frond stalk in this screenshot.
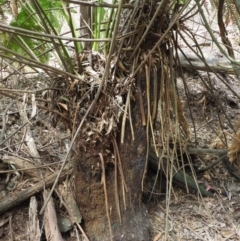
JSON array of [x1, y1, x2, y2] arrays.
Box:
[[229, 132, 240, 163]]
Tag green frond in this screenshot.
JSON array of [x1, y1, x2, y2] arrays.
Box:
[[3, 0, 64, 64]]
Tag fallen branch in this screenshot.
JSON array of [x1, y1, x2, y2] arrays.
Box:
[[187, 147, 227, 155], [0, 169, 69, 215], [177, 51, 239, 74], [197, 154, 227, 172]]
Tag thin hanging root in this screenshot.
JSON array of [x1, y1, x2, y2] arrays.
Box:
[[112, 137, 122, 224], [127, 55, 136, 140], [112, 137, 128, 211], [145, 62, 158, 154], [151, 67, 158, 121], [112, 137, 128, 192], [120, 85, 131, 143], [141, 63, 150, 191], [128, 90, 135, 141], [99, 153, 113, 241], [137, 76, 146, 126], [142, 61, 159, 190], [72, 102, 80, 137]]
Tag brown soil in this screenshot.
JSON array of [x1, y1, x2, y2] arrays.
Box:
[[146, 71, 240, 240]]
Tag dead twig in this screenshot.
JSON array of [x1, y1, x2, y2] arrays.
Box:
[[2, 156, 50, 178], [121, 85, 131, 143], [197, 154, 227, 172], [187, 147, 227, 155], [112, 137, 128, 192], [0, 218, 10, 227]]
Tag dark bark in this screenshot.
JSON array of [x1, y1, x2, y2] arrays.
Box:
[[74, 90, 150, 240], [112, 109, 150, 241]]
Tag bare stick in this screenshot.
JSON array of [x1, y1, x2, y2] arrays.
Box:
[[197, 155, 227, 172], [9, 216, 13, 241], [28, 196, 41, 241], [43, 189, 64, 241], [187, 147, 227, 155]]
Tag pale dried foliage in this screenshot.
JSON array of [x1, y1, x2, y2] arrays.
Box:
[[229, 116, 240, 164]]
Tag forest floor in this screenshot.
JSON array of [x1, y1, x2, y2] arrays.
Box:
[[147, 72, 240, 241], [147, 12, 240, 241], [1, 7, 240, 241]]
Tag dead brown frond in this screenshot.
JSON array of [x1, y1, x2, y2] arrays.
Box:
[[229, 116, 240, 164], [210, 122, 228, 150]]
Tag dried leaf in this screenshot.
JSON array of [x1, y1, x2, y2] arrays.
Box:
[[105, 116, 114, 135], [57, 103, 68, 111], [220, 229, 235, 238], [153, 233, 162, 241], [70, 79, 79, 91], [229, 132, 240, 163], [11, 0, 18, 17], [203, 172, 212, 181], [118, 59, 129, 72]]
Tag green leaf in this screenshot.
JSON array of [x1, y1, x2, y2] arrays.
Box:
[[4, 0, 64, 63]]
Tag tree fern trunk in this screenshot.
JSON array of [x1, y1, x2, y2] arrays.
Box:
[[74, 80, 150, 241]]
